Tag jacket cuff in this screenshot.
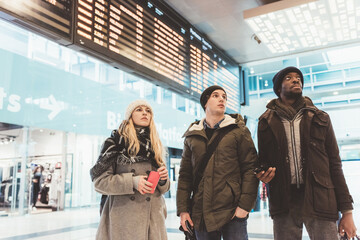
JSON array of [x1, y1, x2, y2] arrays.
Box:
[[132, 176, 141, 191], [238, 196, 256, 212], [157, 178, 170, 194], [158, 179, 167, 186]]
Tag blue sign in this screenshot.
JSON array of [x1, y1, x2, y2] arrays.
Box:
[[0, 49, 195, 148]]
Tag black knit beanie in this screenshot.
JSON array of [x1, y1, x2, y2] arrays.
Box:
[[200, 85, 226, 110], [272, 66, 304, 97]]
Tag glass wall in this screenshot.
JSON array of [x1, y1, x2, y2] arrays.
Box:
[[0, 18, 207, 216], [241, 45, 360, 216], [245, 48, 360, 108]]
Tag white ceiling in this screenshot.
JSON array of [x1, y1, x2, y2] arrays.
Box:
[[164, 0, 360, 65]]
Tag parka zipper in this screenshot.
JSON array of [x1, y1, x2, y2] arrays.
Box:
[[289, 119, 300, 188], [273, 107, 312, 188]]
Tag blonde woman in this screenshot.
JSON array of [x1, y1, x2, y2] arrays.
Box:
[[90, 100, 169, 240]]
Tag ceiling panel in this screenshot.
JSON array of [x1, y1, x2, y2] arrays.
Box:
[[165, 0, 360, 65]]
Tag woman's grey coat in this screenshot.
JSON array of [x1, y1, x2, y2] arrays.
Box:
[[94, 160, 170, 240]]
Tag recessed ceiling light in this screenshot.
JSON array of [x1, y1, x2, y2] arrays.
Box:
[[244, 0, 360, 54]]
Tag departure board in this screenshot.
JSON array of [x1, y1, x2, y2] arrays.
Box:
[[189, 27, 240, 112], [0, 0, 241, 112], [74, 0, 241, 112], [0, 0, 73, 42], [75, 0, 189, 89]]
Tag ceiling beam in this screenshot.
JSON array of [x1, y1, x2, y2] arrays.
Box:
[[255, 0, 281, 5]]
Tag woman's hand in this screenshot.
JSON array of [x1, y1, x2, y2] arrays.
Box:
[[136, 176, 153, 195], [157, 166, 169, 180]]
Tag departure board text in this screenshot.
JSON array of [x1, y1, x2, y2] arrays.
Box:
[[74, 0, 240, 112], [0, 0, 72, 40]]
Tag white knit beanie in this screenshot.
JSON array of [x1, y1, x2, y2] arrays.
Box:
[[124, 99, 153, 120]]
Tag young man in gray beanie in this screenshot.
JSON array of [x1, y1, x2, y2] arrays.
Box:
[[256, 66, 357, 239], [177, 85, 259, 240]]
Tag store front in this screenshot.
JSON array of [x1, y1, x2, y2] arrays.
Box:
[[0, 126, 69, 215], [0, 40, 197, 216]]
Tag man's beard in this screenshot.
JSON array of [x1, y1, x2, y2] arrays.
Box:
[[282, 90, 302, 100]]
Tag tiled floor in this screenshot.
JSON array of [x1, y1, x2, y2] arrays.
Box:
[[0, 198, 358, 240]]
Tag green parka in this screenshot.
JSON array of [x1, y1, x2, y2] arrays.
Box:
[[176, 114, 259, 232]]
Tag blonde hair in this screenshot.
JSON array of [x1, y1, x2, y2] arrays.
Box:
[[118, 112, 165, 167]]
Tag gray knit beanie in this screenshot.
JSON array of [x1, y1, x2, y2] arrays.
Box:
[[124, 100, 153, 120], [272, 66, 304, 97]]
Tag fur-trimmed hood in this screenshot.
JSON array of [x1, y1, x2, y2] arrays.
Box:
[[183, 114, 246, 138]]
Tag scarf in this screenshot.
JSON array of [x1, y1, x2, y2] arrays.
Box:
[[274, 96, 306, 120], [90, 127, 157, 181]]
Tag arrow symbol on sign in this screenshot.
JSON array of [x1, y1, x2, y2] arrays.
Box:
[[39, 95, 64, 120]]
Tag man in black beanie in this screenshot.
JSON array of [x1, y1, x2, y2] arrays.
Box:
[[177, 85, 259, 240], [199, 85, 226, 110], [272, 66, 303, 97], [256, 67, 357, 239]]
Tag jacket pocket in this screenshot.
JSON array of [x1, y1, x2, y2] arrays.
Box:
[[213, 180, 240, 211], [311, 172, 337, 214], [226, 180, 240, 204], [309, 119, 328, 154], [310, 116, 328, 141]]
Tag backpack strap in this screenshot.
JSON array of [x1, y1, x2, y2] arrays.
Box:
[[192, 124, 237, 193]]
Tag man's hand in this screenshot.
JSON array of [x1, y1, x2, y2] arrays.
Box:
[[180, 212, 193, 232], [338, 212, 357, 239], [232, 207, 248, 219], [255, 167, 276, 183]]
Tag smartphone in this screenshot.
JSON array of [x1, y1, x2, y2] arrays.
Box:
[[254, 164, 270, 174], [185, 220, 195, 237], [179, 220, 195, 238], [147, 171, 160, 193]]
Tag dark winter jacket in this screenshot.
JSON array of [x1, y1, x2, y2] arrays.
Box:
[[258, 97, 353, 220], [176, 114, 259, 232]]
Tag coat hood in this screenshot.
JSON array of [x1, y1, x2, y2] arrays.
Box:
[[183, 114, 245, 138]]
